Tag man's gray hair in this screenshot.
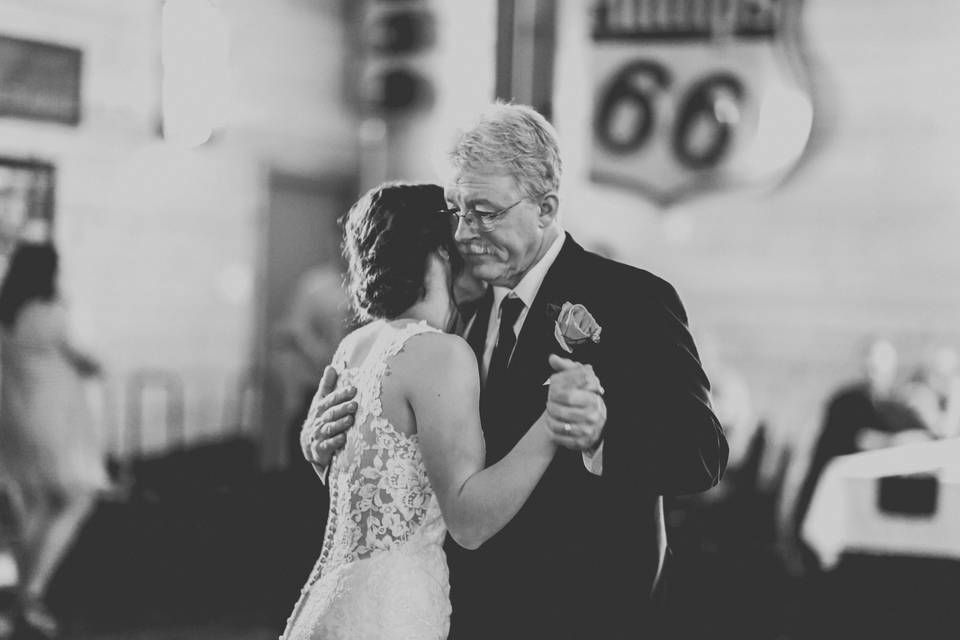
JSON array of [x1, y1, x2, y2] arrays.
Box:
[[449, 101, 562, 199]]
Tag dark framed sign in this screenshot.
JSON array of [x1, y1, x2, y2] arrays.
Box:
[[0, 34, 82, 125], [0, 158, 55, 254], [588, 0, 817, 207]]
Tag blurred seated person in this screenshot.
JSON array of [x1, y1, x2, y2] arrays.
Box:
[[707, 365, 784, 511], [895, 345, 960, 440], [672, 335, 787, 529], [790, 338, 934, 567]]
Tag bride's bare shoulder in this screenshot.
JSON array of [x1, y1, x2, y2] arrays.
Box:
[[334, 320, 382, 365], [393, 330, 478, 387]]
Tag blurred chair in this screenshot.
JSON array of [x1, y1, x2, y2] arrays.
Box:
[[50, 368, 262, 632], [665, 338, 791, 639]]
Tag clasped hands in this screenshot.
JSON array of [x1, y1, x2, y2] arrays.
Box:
[[301, 354, 607, 469], [543, 354, 607, 452]]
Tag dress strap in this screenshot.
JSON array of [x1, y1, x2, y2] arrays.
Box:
[[359, 320, 441, 422]]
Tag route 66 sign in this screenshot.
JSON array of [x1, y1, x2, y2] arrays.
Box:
[[589, 0, 816, 207]]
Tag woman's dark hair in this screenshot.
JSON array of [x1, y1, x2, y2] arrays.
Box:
[[0, 242, 59, 329], [343, 182, 462, 321]]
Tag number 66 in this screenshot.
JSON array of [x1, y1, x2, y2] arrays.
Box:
[[594, 59, 746, 170]]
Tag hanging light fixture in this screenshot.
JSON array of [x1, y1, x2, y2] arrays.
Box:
[[161, 0, 231, 148]]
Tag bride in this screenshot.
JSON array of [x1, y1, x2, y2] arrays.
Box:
[[280, 182, 602, 639]]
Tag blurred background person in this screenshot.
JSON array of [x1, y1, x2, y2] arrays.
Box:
[[787, 337, 933, 567], [775, 336, 938, 639], [896, 345, 960, 440], [0, 241, 107, 638], [260, 263, 349, 624], [270, 263, 349, 475]]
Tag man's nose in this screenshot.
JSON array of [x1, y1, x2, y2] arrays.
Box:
[[453, 215, 476, 243]]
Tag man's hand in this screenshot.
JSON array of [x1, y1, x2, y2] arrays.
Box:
[[544, 354, 607, 451], [300, 365, 358, 468]]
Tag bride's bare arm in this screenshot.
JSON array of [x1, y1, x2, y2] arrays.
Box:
[[401, 333, 599, 550]]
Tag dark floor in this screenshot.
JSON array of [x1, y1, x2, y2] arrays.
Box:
[[1, 624, 274, 640], [66, 623, 276, 640], [0, 607, 277, 640], [0, 586, 289, 640]]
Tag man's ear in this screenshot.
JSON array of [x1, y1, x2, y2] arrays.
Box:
[[538, 193, 560, 228], [437, 246, 451, 262]]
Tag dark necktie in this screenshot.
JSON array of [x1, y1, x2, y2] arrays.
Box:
[[486, 296, 525, 385], [464, 289, 493, 366]]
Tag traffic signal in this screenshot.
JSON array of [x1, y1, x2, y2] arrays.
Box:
[[358, 0, 437, 115]]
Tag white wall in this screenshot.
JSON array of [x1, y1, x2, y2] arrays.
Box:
[[9, 0, 954, 477], [552, 0, 960, 466], [0, 0, 358, 456]]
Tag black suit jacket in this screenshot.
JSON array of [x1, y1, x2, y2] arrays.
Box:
[[446, 234, 728, 639]]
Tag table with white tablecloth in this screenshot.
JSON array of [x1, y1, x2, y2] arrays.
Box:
[[802, 437, 960, 568], [800, 438, 960, 640]]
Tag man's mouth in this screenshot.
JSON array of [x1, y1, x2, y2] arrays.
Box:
[[459, 244, 492, 257]]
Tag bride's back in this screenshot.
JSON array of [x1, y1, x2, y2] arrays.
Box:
[[281, 182, 459, 639], [334, 319, 419, 440], [284, 319, 453, 639], [315, 319, 447, 574]]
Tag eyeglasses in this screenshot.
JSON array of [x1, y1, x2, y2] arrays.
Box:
[[440, 198, 526, 232]]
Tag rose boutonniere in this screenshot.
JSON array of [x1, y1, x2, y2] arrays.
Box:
[[546, 302, 602, 353]]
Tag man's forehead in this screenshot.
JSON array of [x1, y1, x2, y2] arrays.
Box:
[[445, 171, 517, 200]]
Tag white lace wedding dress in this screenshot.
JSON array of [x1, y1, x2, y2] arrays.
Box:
[[281, 320, 451, 640]]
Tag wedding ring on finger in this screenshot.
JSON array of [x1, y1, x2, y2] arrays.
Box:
[[563, 422, 573, 434]]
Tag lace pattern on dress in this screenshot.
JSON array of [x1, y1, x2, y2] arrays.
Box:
[[281, 320, 451, 639]]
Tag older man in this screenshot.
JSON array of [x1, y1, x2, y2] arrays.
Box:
[[305, 103, 727, 638]]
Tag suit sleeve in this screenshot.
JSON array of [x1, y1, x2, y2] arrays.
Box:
[[598, 277, 728, 496]]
